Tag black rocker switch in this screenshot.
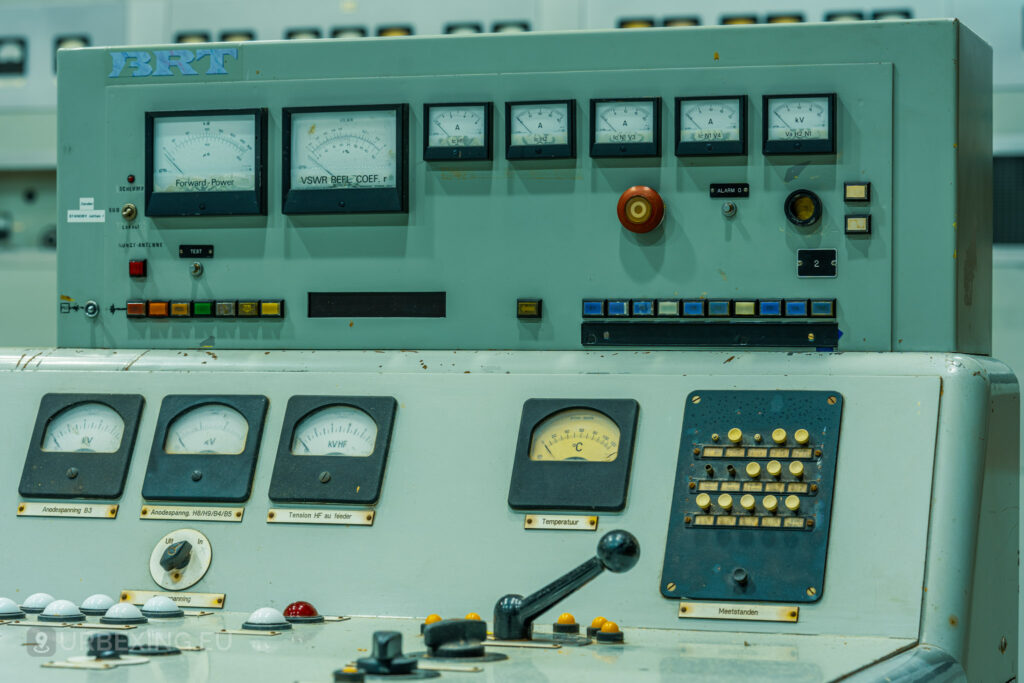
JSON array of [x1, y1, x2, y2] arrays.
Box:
[[493, 529, 640, 640], [159, 540, 192, 572], [423, 618, 487, 658]]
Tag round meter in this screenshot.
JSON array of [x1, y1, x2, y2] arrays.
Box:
[[291, 405, 378, 456], [164, 403, 248, 454], [42, 402, 124, 453], [283, 104, 408, 213], [763, 93, 836, 154], [423, 102, 492, 160], [676, 96, 746, 156], [506, 100, 575, 159], [590, 98, 660, 157], [151, 114, 257, 193], [529, 408, 620, 462]]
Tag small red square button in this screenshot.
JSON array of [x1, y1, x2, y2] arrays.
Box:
[[129, 260, 147, 278]]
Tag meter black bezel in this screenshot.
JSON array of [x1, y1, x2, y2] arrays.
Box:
[[423, 102, 493, 161], [282, 103, 409, 214], [675, 95, 747, 156], [145, 108, 268, 217], [19, 394, 145, 500], [269, 396, 397, 505], [505, 99, 576, 160], [508, 398, 639, 512], [590, 97, 661, 158], [762, 93, 837, 155], [142, 395, 268, 503]]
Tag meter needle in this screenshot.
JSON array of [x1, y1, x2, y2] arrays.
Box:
[[163, 151, 184, 174], [515, 116, 532, 134], [685, 113, 702, 130], [773, 110, 794, 130]]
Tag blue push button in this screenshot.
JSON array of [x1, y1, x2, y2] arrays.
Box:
[[758, 300, 782, 317], [582, 300, 605, 317], [607, 300, 629, 317], [785, 300, 809, 317], [810, 299, 836, 317], [682, 300, 706, 317], [707, 300, 731, 317], [631, 300, 654, 317]]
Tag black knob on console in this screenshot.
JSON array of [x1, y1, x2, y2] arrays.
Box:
[[159, 540, 192, 572], [423, 618, 487, 658], [355, 631, 438, 677], [492, 529, 641, 641], [87, 632, 130, 660]]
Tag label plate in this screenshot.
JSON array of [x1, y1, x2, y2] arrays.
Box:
[[678, 601, 799, 622], [524, 514, 598, 531], [140, 505, 243, 522], [17, 502, 118, 519], [266, 508, 375, 526], [120, 590, 225, 609]]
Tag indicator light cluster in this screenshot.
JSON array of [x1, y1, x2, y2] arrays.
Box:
[[582, 298, 836, 318], [126, 299, 284, 319]]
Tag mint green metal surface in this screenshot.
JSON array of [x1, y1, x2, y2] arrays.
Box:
[[54, 21, 989, 353]]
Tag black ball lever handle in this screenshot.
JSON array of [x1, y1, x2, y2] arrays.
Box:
[[492, 529, 640, 640]]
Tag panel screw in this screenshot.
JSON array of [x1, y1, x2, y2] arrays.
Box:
[[691, 395, 701, 404], [806, 587, 817, 597], [121, 203, 137, 221], [827, 396, 837, 405], [666, 582, 677, 592], [190, 262, 203, 278], [1000, 636, 1008, 653], [66, 467, 79, 479], [807, 333, 816, 342], [84, 301, 99, 318], [191, 470, 202, 481], [721, 201, 737, 217], [318, 471, 332, 483]]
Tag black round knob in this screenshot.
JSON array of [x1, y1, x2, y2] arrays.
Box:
[[732, 567, 749, 586], [596, 530, 640, 573], [160, 540, 192, 572], [423, 618, 487, 658], [87, 632, 129, 660]]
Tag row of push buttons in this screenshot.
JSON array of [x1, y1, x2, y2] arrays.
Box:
[[582, 298, 835, 318], [126, 300, 285, 318]]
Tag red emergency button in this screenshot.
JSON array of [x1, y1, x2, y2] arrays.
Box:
[[616, 186, 665, 234], [129, 260, 147, 278], [283, 601, 324, 624]]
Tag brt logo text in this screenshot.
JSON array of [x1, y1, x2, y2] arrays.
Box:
[[108, 48, 238, 78]]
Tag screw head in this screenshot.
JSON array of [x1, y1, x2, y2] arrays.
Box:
[[191, 470, 203, 481], [190, 262, 204, 277], [66, 467, 79, 479], [721, 201, 737, 217], [84, 301, 99, 318], [318, 471, 332, 483]]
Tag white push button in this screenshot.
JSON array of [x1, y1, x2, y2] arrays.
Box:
[[80, 593, 116, 616], [101, 602, 148, 625], [39, 599, 85, 623], [140, 595, 184, 618], [21, 592, 55, 614], [242, 606, 292, 631], [0, 597, 25, 619]]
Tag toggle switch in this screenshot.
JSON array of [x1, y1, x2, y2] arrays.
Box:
[[616, 186, 665, 234]]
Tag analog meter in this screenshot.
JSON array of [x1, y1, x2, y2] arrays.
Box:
[[529, 408, 620, 462], [42, 402, 124, 453], [590, 98, 660, 158], [676, 96, 747, 156], [270, 396, 397, 505], [506, 100, 575, 159], [283, 104, 408, 214], [20, 394, 145, 499], [423, 102, 492, 161], [164, 403, 249, 454], [143, 395, 268, 503], [145, 108, 266, 216], [291, 405, 378, 456], [509, 399, 639, 511], [763, 93, 836, 154]]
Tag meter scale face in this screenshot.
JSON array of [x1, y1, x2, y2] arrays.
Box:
[[423, 102, 492, 161], [506, 100, 575, 159], [590, 98, 660, 158], [145, 108, 267, 216], [282, 104, 408, 214], [529, 408, 620, 462], [20, 394, 145, 499], [675, 96, 747, 156], [42, 402, 124, 453], [509, 399, 639, 512], [270, 396, 397, 505], [143, 395, 268, 503], [762, 93, 836, 154]]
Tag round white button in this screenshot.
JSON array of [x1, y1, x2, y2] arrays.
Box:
[[0, 597, 25, 618], [242, 606, 292, 631], [141, 595, 184, 618], [21, 592, 55, 613], [39, 599, 85, 622], [80, 594, 116, 615], [101, 602, 148, 625]]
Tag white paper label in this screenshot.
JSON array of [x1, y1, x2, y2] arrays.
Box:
[[524, 514, 598, 531], [140, 505, 243, 522], [17, 502, 118, 519], [678, 601, 799, 622], [266, 508, 375, 526]]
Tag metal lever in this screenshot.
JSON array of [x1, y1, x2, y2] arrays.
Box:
[[492, 529, 640, 640]]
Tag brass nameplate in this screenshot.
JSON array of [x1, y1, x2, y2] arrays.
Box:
[[678, 602, 798, 622], [524, 514, 598, 531], [17, 502, 118, 519], [140, 505, 243, 522], [120, 590, 225, 609], [266, 508, 375, 526]]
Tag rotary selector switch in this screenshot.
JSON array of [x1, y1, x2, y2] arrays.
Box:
[[149, 529, 212, 590]]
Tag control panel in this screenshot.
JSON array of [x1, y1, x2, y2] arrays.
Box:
[[55, 20, 989, 353]]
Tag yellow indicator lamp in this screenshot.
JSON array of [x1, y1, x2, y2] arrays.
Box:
[[784, 190, 823, 226], [424, 614, 442, 625], [465, 612, 481, 620], [664, 18, 699, 27], [722, 16, 757, 25], [557, 613, 577, 625], [619, 19, 656, 29], [378, 26, 413, 37], [767, 15, 803, 23]]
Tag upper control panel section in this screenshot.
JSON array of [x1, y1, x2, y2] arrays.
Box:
[[56, 20, 990, 353]]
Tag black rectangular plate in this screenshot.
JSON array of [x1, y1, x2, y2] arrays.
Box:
[[661, 390, 843, 602], [581, 322, 838, 348], [179, 245, 214, 258], [797, 249, 838, 277], [19, 394, 144, 500], [710, 183, 749, 198], [308, 292, 446, 318]]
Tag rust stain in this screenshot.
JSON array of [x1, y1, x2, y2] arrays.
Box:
[[724, 356, 735, 364], [949, 615, 958, 627], [123, 350, 151, 371], [60, 295, 74, 302], [713, 51, 719, 61], [349, 321, 354, 327], [19, 351, 42, 370]]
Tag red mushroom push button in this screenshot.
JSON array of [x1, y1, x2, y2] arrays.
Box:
[[617, 186, 665, 233], [284, 600, 324, 624]]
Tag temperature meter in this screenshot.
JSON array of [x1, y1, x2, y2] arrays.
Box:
[[283, 104, 408, 214]]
